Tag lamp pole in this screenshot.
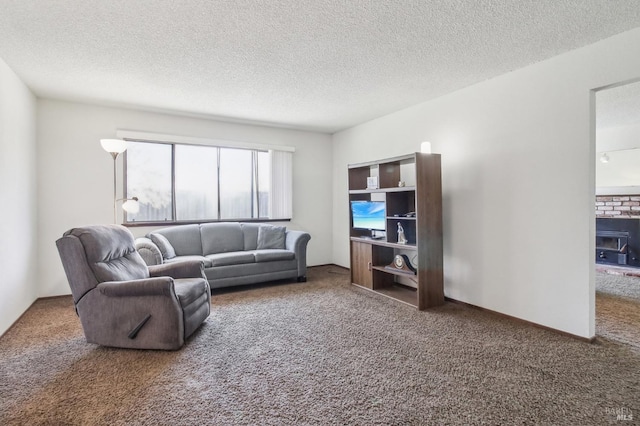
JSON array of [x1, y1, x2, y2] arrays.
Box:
[[101, 139, 128, 224], [110, 151, 119, 223]]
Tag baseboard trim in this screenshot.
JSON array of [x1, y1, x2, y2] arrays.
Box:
[[445, 297, 595, 343], [4, 267, 595, 344], [37, 294, 72, 301]]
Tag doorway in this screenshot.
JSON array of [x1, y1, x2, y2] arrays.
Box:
[[595, 80, 640, 350]]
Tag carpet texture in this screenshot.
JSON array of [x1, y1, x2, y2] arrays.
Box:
[[596, 271, 640, 351], [1, 266, 638, 425]]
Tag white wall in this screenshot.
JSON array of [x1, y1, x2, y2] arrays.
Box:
[[333, 27, 640, 339], [0, 58, 37, 335], [37, 100, 333, 297], [596, 123, 640, 192]]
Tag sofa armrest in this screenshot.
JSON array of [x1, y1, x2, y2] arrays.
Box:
[[285, 230, 311, 278], [148, 260, 206, 280], [97, 277, 175, 298], [135, 237, 163, 266]]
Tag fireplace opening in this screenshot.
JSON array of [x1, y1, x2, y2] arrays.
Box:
[[596, 229, 630, 266], [595, 218, 640, 268]]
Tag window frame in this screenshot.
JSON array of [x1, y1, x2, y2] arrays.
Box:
[[122, 139, 289, 227]]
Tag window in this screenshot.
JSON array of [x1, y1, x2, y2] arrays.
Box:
[[124, 140, 291, 224], [126, 142, 173, 221]]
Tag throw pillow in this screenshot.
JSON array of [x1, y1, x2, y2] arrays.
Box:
[[149, 233, 177, 259], [257, 225, 286, 250]]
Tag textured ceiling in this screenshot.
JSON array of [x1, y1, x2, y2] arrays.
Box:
[[597, 81, 640, 129], [1, 1, 640, 133]]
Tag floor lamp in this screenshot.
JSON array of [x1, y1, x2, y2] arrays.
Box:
[[100, 139, 139, 223]]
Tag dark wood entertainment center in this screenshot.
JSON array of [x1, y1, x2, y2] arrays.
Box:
[[348, 153, 444, 309]]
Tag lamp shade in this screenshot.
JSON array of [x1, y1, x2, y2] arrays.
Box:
[[122, 198, 140, 214], [100, 139, 127, 154], [420, 141, 432, 154]]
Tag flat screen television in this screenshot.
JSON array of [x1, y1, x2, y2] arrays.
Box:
[[350, 200, 386, 231]]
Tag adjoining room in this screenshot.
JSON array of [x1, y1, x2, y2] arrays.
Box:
[[595, 80, 640, 350]]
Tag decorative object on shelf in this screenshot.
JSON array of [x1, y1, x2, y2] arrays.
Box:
[[386, 254, 417, 274], [366, 176, 379, 189], [397, 222, 408, 244], [420, 141, 432, 154], [100, 138, 139, 223], [398, 181, 405, 187]]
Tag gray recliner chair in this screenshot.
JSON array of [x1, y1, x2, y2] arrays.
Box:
[[56, 224, 211, 350]]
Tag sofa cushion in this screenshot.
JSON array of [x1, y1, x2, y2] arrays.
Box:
[[206, 252, 256, 267], [165, 255, 213, 268], [201, 223, 244, 254], [252, 249, 295, 263], [257, 225, 286, 250], [154, 224, 203, 256], [149, 233, 176, 259], [204, 259, 298, 281], [241, 223, 261, 250]]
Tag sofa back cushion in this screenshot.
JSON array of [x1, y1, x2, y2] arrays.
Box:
[[201, 223, 244, 255], [154, 224, 203, 256], [240, 223, 261, 250]]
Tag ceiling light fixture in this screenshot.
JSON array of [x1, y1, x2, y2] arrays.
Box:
[[600, 153, 610, 163]]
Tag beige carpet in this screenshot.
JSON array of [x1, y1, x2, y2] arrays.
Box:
[[596, 271, 640, 351], [1, 266, 638, 425]]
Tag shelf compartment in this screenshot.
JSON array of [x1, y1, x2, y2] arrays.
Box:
[[372, 266, 418, 283], [350, 237, 417, 250]]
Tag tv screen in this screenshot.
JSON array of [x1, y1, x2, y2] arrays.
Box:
[[351, 201, 386, 231]]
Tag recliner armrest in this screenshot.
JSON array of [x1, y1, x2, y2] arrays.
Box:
[[97, 277, 174, 298], [148, 260, 206, 280]]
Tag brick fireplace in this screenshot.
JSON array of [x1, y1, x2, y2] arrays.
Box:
[[596, 212, 640, 269], [596, 195, 640, 218], [595, 195, 640, 272]]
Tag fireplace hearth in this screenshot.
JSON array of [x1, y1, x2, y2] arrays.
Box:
[[596, 218, 640, 268]]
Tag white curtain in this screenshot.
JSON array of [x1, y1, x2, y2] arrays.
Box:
[[269, 150, 293, 219]]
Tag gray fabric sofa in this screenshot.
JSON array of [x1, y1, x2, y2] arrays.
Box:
[[56, 224, 211, 350], [134, 223, 311, 289]]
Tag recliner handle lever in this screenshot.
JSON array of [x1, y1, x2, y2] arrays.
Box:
[[128, 314, 152, 339]]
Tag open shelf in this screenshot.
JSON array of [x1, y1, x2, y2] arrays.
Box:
[[372, 266, 418, 285], [350, 237, 417, 251], [349, 186, 416, 195], [348, 152, 443, 310]]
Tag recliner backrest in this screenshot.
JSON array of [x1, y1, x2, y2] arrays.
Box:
[[57, 225, 149, 303]]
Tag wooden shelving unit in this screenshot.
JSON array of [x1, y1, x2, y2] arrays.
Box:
[[348, 153, 443, 310]]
